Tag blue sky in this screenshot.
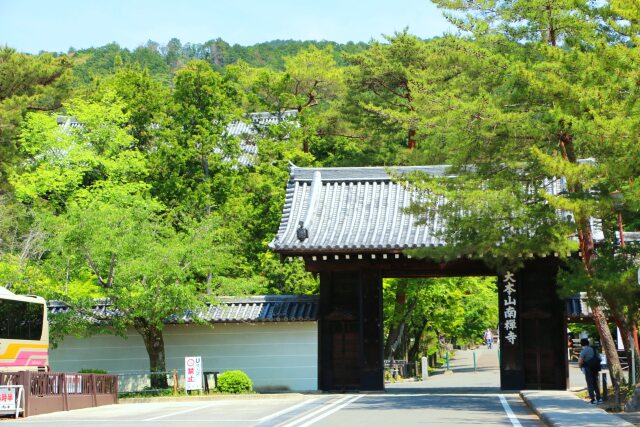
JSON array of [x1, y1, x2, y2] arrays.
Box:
[[0, 0, 454, 53]]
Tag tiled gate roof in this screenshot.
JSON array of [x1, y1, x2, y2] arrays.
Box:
[[268, 165, 607, 255], [269, 166, 451, 254]]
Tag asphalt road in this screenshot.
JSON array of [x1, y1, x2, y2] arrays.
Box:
[[275, 391, 542, 427], [0, 349, 544, 426], [0, 392, 542, 427]]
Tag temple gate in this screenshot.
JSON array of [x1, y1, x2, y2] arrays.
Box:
[[269, 166, 568, 391]]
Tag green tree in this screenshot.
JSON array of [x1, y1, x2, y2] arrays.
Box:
[[219, 120, 318, 293], [344, 31, 429, 157], [150, 60, 242, 220], [72, 42, 171, 85], [11, 95, 204, 388], [162, 38, 184, 71], [99, 67, 171, 151], [400, 0, 640, 395], [47, 186, 201, 389], [0, 47, 72, 192], [0, 195, 49, 295], [241, 47, 345, 154]]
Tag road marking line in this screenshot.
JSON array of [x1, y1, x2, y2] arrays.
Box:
[[257, 398, 319, 423], [298, 395, 364, 427], [279, 395, 357, 427], [499, 394, 523, 427], [143, 401, 223, 421]]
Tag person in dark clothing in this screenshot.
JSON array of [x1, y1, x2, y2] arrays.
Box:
[[578, 338, 602, 404]]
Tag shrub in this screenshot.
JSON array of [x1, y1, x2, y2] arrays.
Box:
[[216, 370, 253, 393], [78, 369, 108, 374]]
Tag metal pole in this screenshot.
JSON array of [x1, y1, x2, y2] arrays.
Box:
[[632, 346, 636, 386], [618, 211, 626, 249], [473, 351, 476, 372]]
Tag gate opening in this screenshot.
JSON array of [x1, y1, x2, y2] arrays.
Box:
[[382, 277, 498, 382]]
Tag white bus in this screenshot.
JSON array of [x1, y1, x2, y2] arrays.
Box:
[[0, 287, 48, 372]]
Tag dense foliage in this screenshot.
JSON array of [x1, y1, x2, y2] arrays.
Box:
[[384, 277, 498, 361]]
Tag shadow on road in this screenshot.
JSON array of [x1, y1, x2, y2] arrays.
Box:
[[383, 386, 503, 395], [344, 393, 505, 412]]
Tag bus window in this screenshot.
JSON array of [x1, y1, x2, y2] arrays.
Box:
[[0, 300, 44, 340]]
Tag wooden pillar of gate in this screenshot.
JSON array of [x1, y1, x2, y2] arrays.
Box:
[[499, 259, 568, 390], [318, 270, 384, 391]]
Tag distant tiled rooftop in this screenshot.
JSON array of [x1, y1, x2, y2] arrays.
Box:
[[223, 110, 298, 166], [56, 115, 81, 128], [226, 110, 298, 138]]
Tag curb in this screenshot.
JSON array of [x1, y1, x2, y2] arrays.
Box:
[[122, 392, 310, 403], [520, 391, 635, 427], [520, 391, 552, 427]]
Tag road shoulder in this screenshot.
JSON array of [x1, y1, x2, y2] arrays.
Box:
[[521, 390, 634, 427]]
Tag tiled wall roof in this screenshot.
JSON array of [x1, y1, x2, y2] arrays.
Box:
[[192, 295, 318, 323], [48, 295, 318, 323]]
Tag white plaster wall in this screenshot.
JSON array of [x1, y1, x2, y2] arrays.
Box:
[[49, 322, 318, 391]]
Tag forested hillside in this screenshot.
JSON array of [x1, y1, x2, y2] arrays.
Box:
[[2, 0, 640, 382], [70, 38, 369, 84]]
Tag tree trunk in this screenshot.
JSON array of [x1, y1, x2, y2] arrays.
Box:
[[201, 155, 209, 179], [385, 320, 406, 360], [135, 319, 169, 389], [559, 130, 624, 394], [590, 303, 624, 382], [609, 307, 629, 351], [407, 319, 428, 362], [384, 282, 407, 359], [384, 283, 420, 360], [206, 271, 213, 295], [408, 128, 416, 149]]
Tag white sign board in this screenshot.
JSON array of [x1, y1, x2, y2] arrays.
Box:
[[185, 356, 203, 391], [0, 385, 23, 418], [0, 387, 16, 411]]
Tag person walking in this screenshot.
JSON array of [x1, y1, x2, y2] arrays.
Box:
[[578, 338, 603, 404], [484, 329, 493, 349]]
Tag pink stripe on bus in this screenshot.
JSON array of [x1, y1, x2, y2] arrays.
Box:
[[0, 350, 48, 367]]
